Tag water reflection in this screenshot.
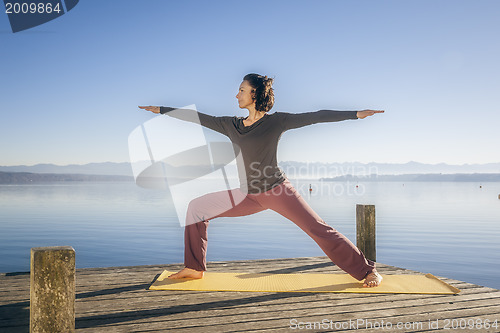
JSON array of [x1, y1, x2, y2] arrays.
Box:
[[0, 180, 499, 289]]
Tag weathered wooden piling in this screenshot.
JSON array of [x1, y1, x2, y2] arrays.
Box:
[[356, 204, 376, 261], [30, 246, 75, 333]]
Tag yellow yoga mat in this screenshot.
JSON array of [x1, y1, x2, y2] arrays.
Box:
[[149, 271, 460, 294]]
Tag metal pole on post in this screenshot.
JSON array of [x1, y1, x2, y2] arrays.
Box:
[[30, 246, 75, 333], [356, 204, 376, 262]]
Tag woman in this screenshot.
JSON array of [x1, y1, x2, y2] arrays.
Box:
[[139, 73, 384, 287]]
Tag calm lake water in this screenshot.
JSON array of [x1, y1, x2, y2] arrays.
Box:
[[1, 180, 499, 290]]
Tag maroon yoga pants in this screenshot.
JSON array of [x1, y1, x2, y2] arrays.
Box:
[[183, 179, 375, 281]]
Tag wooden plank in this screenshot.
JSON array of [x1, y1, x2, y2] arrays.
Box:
[[73, 292, 500, 330], [0, 257, 498, 333]]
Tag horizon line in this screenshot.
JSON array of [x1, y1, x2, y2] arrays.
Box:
[[1, 160, 500, 167]]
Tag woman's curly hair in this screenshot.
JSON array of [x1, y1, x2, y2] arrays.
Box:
[[243, 73, 275, 112]]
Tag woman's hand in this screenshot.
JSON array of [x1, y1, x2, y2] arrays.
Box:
[[357, 110, 385, 119], [138, 105, 161, 114]]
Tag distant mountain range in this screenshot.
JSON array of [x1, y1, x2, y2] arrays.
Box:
[[320, 173, 500, 182], [1, 161, 500, 176], [0, 162, 133, 176], [278, 161, 500, 178], [0, 172, 132, 184], [1, 161, 500, 184]]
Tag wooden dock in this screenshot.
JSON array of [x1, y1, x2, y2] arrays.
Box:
[[1, 256, 499, 332]]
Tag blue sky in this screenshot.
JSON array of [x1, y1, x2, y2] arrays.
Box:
[[1, 0, 499, 166]]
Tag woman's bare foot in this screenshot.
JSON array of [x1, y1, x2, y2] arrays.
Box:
[[363, 270, 383, 287], [167, 267, 204, 279]]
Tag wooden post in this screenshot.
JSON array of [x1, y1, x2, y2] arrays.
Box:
[[356, 204, 376, 262], [30, 246, 75, 333]]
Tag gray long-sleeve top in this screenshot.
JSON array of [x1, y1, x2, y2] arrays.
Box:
[[160, 107, 358, 194]]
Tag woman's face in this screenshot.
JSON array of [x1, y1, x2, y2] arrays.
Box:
[[236, 80, 255, 110]]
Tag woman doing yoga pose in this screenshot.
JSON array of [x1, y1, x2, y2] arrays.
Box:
[[139, 73, 384, 287]]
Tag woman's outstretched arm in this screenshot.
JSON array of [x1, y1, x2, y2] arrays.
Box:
[[281, 109, 384, 131], [138, 105, 231, 136]]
